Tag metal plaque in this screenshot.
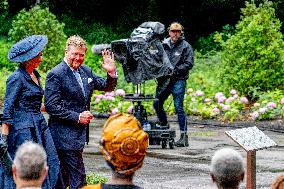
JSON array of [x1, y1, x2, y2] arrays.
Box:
[[225, 126, 277, 151]]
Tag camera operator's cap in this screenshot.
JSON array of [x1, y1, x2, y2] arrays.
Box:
[[100, 113, 149, 175], [169, 22, 183, 31], [8, 35, 48, 63]]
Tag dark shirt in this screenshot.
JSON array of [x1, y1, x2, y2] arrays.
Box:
[[101, 183, 142, 189]]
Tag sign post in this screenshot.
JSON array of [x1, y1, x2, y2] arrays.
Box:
[[225, 126, 277, 189]]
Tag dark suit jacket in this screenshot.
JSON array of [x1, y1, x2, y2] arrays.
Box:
[[44, 61, 117, 150]]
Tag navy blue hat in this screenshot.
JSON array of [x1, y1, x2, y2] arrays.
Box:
[[8, 35, 48, 63]]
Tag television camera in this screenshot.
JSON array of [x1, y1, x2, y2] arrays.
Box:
[[110, 22, 176, 149]]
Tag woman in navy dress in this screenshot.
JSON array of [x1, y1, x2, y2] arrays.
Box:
[[0, 35, 59, 189]]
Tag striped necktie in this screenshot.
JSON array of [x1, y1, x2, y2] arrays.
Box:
[[73, 70, 85, 97]]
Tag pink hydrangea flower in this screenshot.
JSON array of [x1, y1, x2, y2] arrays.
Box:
[[240, 97, 249, 104], [215, 92, 224, 99], [267, 102, 276, 109], [96, 94, 104, 99], [254, 103, 260, 107], [230, 89, 237, 95], [105, 91, 115, 97], [106, 96, 115, 101], [111, 108, 119, 114], [95, 98, 101, 104], [115, 89, 126, 97], [217, 96, 226, 103], [204, 98, 211, 103], [212, 107, 220, 114], [280, 98, 284, 104], [195, 90, 204, 96], [225, 97, 235, 103], [222, 105, 230, 111], [259, 107, 267, 114], [127, 105, 134, 113], [232, 94, 238, 99], [251, 111, 259, 120]]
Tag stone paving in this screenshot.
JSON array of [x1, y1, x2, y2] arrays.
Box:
[[84, 117, 284, 189]]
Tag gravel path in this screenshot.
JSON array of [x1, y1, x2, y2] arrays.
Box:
[[84, 117, 284, 189]]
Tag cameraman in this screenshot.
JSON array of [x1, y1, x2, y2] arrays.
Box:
[[153, 22, 194, 147]]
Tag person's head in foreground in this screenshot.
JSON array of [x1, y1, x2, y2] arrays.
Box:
[[12, 141, 48, 189], [210, 148, 245, 189], [272, 174, 284, 189], [101, 113, 148, 187]]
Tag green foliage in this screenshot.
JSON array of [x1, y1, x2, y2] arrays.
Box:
[[86, 173, 107, 185], [0, 37, 16, 71], [8, 5, 66, 71], [195, 24, 235, 54], [0, 0, 8, 12], [187, 51, 225, 96], [0, 0, 11, 36], [184, 88, 252, 121], [250, 89, 284, 120], [0, 69, 11, 107], [219, 1, 284, 97], [59, 15, 129, 44]]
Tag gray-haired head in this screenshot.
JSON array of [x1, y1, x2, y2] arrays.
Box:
[[13, 141, 47, 181], [210, 148, 245, 189]]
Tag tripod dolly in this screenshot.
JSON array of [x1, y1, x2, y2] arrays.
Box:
[[124, 84, 176, 149]]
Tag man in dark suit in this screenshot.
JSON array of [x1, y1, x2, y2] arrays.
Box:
[[44, 35, 117, 189]]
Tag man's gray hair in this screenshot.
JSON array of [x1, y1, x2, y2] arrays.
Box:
[[13, 141, 47, 181], [210, 148, 245, 188]]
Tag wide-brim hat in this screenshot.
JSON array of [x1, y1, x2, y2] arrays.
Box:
[[8, 35, 48, 63], [100, 113, 149, 175]]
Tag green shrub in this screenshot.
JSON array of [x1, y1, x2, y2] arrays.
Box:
[[0, 0, 11, 36], [86, 173, 107, 185], [59, 15, 128, 44], [250, 89, 284, 120], [0, 0, 8, 10], [8, 5, 66, 71], [195, 24, 235, 55], [0, 37, 16, 71], [219, 1, 284, 98], [0, 69, 11, 108], [187, 51, 225, 96]]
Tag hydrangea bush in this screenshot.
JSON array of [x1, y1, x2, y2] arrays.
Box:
[[92, 87, 283, 122]]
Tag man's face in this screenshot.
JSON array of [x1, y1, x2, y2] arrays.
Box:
[[169, 30, 182, 43], [65, 46, 86, 70]]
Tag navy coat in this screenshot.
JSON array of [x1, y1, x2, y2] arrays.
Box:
[[44, 61, 117, 150], [0, 66, 60, 189]]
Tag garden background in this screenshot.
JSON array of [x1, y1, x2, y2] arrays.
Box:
[[0, 0, 283, 122]]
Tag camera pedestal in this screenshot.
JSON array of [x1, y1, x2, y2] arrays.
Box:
[[124, 84, 176, 149]]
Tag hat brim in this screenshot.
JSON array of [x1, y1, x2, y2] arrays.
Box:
[[8, 35, 48, 63]]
